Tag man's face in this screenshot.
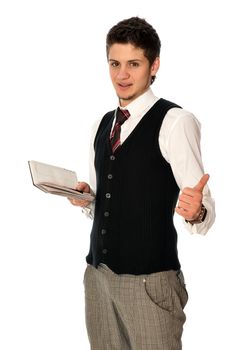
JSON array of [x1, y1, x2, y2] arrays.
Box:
[[108, 43, 159, 107]]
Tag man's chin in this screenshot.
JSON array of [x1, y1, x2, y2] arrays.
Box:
[[117, 94, 134, 102]]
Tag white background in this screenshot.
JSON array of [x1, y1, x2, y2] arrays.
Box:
[[0, 0, 231, 349]]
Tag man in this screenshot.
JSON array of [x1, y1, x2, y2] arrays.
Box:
[[69, 17, 215, 350]]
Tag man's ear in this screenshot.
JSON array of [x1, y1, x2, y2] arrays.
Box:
[[151, 57, 160, 76]]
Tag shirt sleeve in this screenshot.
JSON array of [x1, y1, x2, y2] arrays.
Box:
[[159, 108, 215, 234], [82, 119, 101, 219]]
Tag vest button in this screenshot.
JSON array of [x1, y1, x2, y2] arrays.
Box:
[[102, 249, 108, 254], [108, 174, 113, 180], [110, 155, 115, 160], [104, 211, 109, 217], [106, 193, 111, 199], [101, 229, 107, 235]]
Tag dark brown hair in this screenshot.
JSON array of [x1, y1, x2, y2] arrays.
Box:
[[106, 16, 161, 66]]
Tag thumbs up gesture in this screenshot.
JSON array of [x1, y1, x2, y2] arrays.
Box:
[[175, 174, 209, 221]]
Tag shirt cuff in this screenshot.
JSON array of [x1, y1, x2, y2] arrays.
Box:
[[183, 198, 215, 235], [81, 204, 94, 219], [81, 189, 95, 219]]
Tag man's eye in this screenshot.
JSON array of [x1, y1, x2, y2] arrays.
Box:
[[110, 62, 119, 67], [130, 62, 139, 67]]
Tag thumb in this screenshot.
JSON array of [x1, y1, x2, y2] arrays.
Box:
[[193, 174, 210, 192], [76, 181, 90, 193]]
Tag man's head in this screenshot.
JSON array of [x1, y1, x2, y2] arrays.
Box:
[[106, 17, 161, 84], [106, 17, 161, 106]]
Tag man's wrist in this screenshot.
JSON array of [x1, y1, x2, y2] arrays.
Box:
[[186, 204, 207, 225]]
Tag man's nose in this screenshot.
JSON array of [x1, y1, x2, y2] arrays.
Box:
[[117, 66, 130, 79]]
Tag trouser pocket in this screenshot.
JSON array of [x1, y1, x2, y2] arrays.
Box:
[[176, 270, 188, 309], [143, 272, 173, 312]]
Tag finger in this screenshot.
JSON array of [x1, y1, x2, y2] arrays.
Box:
[[175, 206, 197, 221], [175, 208, 191, 221], [179, 193, 194, 204], [193, 174, 210, 192], [177, 199, 200, 213], [68, 197, 76, 205], [177, 202, 189, 211], [175, 206, 187, 217], [68, 197, 89, 207], [180, 189, 203, 203]]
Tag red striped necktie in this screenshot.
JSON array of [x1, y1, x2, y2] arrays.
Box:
[[110, 107, 130, 153]]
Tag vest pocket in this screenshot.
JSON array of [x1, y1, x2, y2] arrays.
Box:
[[143, 273, 173, 312]]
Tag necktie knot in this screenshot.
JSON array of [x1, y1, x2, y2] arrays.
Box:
[[116, 108, 130, 125]]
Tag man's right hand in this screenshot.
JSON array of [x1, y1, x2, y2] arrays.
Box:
[[68, 181, 91, 207]]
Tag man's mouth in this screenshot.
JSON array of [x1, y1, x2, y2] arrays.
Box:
[[117, 83, 132, 89]]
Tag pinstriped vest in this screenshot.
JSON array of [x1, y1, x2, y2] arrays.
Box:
[[86, 98, 182, 275]]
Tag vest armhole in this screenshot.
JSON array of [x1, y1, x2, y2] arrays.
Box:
[[94, 111, 115, 151]]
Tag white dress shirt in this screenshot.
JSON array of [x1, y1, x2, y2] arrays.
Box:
[[87, 88, 215, 235]]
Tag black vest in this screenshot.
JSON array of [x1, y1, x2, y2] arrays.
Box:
[[86, 98, 182, 275]]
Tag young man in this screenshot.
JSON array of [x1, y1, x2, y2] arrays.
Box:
[[69, 17, 215, 350]]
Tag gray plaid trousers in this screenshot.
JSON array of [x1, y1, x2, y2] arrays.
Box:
[[84, 264, 188, 350]]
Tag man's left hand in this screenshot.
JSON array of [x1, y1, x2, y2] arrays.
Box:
[[175, 174, 209, 221]]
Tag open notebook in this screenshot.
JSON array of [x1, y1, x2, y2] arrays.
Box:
[[28, 160, 94, 201]]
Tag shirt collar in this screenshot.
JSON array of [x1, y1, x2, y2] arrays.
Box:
[[119, 88, 159, 119]]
